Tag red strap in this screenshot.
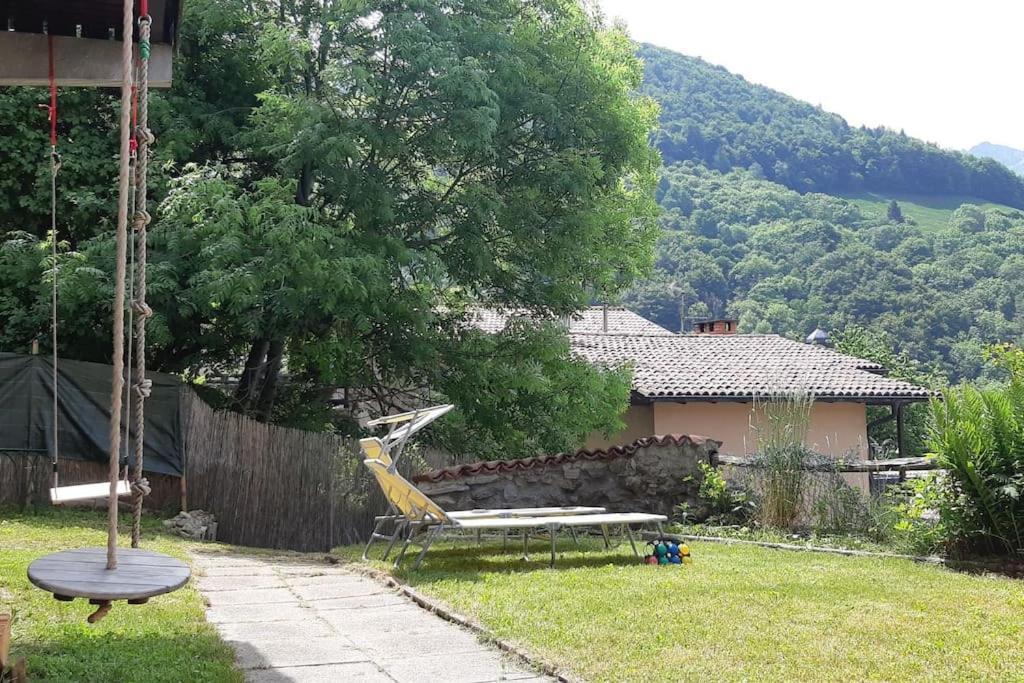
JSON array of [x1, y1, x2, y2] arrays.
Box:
[[47, 34, 57, 147], [140, 0, 149, 18], [130, 81, 139, 155]]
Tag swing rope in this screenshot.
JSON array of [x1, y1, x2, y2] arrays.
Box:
[[104, 0, 138, 571], [45, 33, 61, 495], [130, 1, 155, 548]]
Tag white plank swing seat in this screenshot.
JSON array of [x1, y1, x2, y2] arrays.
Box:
[[50, 480, 132, 505], [17, 0, 191, 625]]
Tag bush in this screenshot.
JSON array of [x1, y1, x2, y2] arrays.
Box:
[[687, 461, 755, 525], [928, 351, 1024, 556]]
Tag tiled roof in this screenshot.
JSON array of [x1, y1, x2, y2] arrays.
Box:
[[413, 434, 716, 483], [570, 333, 932, 401], [469, 306, 671, 335]]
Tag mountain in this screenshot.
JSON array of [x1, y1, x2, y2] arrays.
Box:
[[970, 142, 1024, 176], [639, 44, 1024, 208], [623, 44, 1024, 383]]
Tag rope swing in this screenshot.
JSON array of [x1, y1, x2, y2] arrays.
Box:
[[27, 0, 190, 623]]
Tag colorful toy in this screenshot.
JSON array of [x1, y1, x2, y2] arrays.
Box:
[[643, 538, 693, 566]]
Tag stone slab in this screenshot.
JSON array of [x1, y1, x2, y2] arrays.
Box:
[[380, 650, 536, 683], [245, 662, 394, 682], [230, 636, 368, 670], [207, 603, 314, 625], [309, 593, 410, 611], [193, 552, 554, 683], [216, 619, 337, 642], [198, 575, 288, 592], [205, 587, 298, 607]]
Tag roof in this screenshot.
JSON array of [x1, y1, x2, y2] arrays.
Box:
[[469, 306, 671, 335], [413, 434, 717, 483], [571, 332, 932, 402]]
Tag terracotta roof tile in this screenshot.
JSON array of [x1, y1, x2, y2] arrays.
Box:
[[413, 434, 716, 483], [571, 332, 932, 401]]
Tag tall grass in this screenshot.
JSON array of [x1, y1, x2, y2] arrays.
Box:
[[749, 388, 816, 529], [929, 381, 1024, 556]]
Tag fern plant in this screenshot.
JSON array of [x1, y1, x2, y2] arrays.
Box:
[[928, 377, 1024, 556]]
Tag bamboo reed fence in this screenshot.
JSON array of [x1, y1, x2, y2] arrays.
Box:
[[181, 390, 408, 552], [1, 387, 442, 551]]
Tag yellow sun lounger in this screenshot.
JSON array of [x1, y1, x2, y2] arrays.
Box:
[[363, 457, 666, 569], [358, 406, 609, 560]]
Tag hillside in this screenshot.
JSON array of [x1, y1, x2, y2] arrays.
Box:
[[840, 191, 1015, 233], [623, 163, 1024, 382], [970, 142, 1024, 176], [639, 44, 1024, 208]]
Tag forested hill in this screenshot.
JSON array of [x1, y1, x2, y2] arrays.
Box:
[[640, 44, 1024, 208]]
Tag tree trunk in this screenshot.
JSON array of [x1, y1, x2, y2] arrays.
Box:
[[234, 338, 269, 412], [296, 162, 314, 207], [254, 339, 285, 422]]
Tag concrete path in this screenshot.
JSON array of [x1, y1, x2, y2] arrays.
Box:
[[192, 551, 552, 683]]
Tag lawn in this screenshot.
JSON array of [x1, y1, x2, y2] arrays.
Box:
[[840, 191, 1015, 233], [341, 537, 1024, 682], [0, 508, 240, 683]]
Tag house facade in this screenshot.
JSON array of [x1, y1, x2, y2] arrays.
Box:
[[473, 308, 931, 469]]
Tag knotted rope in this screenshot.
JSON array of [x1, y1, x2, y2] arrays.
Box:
[[130, 5, 155, 548], [106, 0, 137, 571]]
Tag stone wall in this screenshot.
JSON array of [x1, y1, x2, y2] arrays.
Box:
[[414, 434, 721, 516]]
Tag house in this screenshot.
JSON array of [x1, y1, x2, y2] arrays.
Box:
[[472, 307, 931, 462]]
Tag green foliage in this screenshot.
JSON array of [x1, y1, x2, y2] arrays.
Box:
[[626, 164, 1024, 381], [928, 360, 1024, 556], [887, 200, 904, 223], [429, 321, 631, 459], [833, 325, 936, 456], [883, 476, 948, 555], [0, 0, 657, 455], [688, 461, 754, 525], [640, 43, 1024, 207]]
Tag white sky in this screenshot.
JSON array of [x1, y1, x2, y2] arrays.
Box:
[[596, 0, 1024, 151]]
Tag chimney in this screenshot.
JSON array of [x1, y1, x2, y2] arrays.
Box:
[[602, 304, 609, 333], [693, 319, 739, 335]]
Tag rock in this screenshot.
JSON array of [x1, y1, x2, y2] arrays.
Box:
[[163, 509, 217, 541]]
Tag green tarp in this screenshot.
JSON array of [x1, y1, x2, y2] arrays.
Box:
[[0, 352, 184, 476]]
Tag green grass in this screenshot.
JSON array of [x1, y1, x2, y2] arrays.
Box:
[[339, 537, 1024, 682], [0, 508, 240, 683], [841, 191, 1015, 233]]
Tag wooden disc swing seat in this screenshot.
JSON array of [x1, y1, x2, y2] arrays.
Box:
[[22, 0, 190, 623], [27, 549, 190, 622]]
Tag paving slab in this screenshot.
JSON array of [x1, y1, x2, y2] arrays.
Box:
[[206, 602, 313, 624], [199, 575, 288, 591], [205, 587, 299, 606], [245, 662, 394, 682], [192, 551, 552, 683], [230, 636, 368, 670], [381, 650, 537, 683]]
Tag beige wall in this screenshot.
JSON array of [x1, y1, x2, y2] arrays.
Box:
[[586, 401, 868, 457], [586, 400, 871, 492], [584, 403, 655, 451], [650, 401, 869, 459]]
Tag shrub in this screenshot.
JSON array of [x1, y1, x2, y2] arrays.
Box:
[[690, 461, 755, 525], [928, 362, 1024, 556]]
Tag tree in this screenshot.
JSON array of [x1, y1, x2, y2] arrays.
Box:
[[2, 0, 660, 456], [887, 199, 904, 223]]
